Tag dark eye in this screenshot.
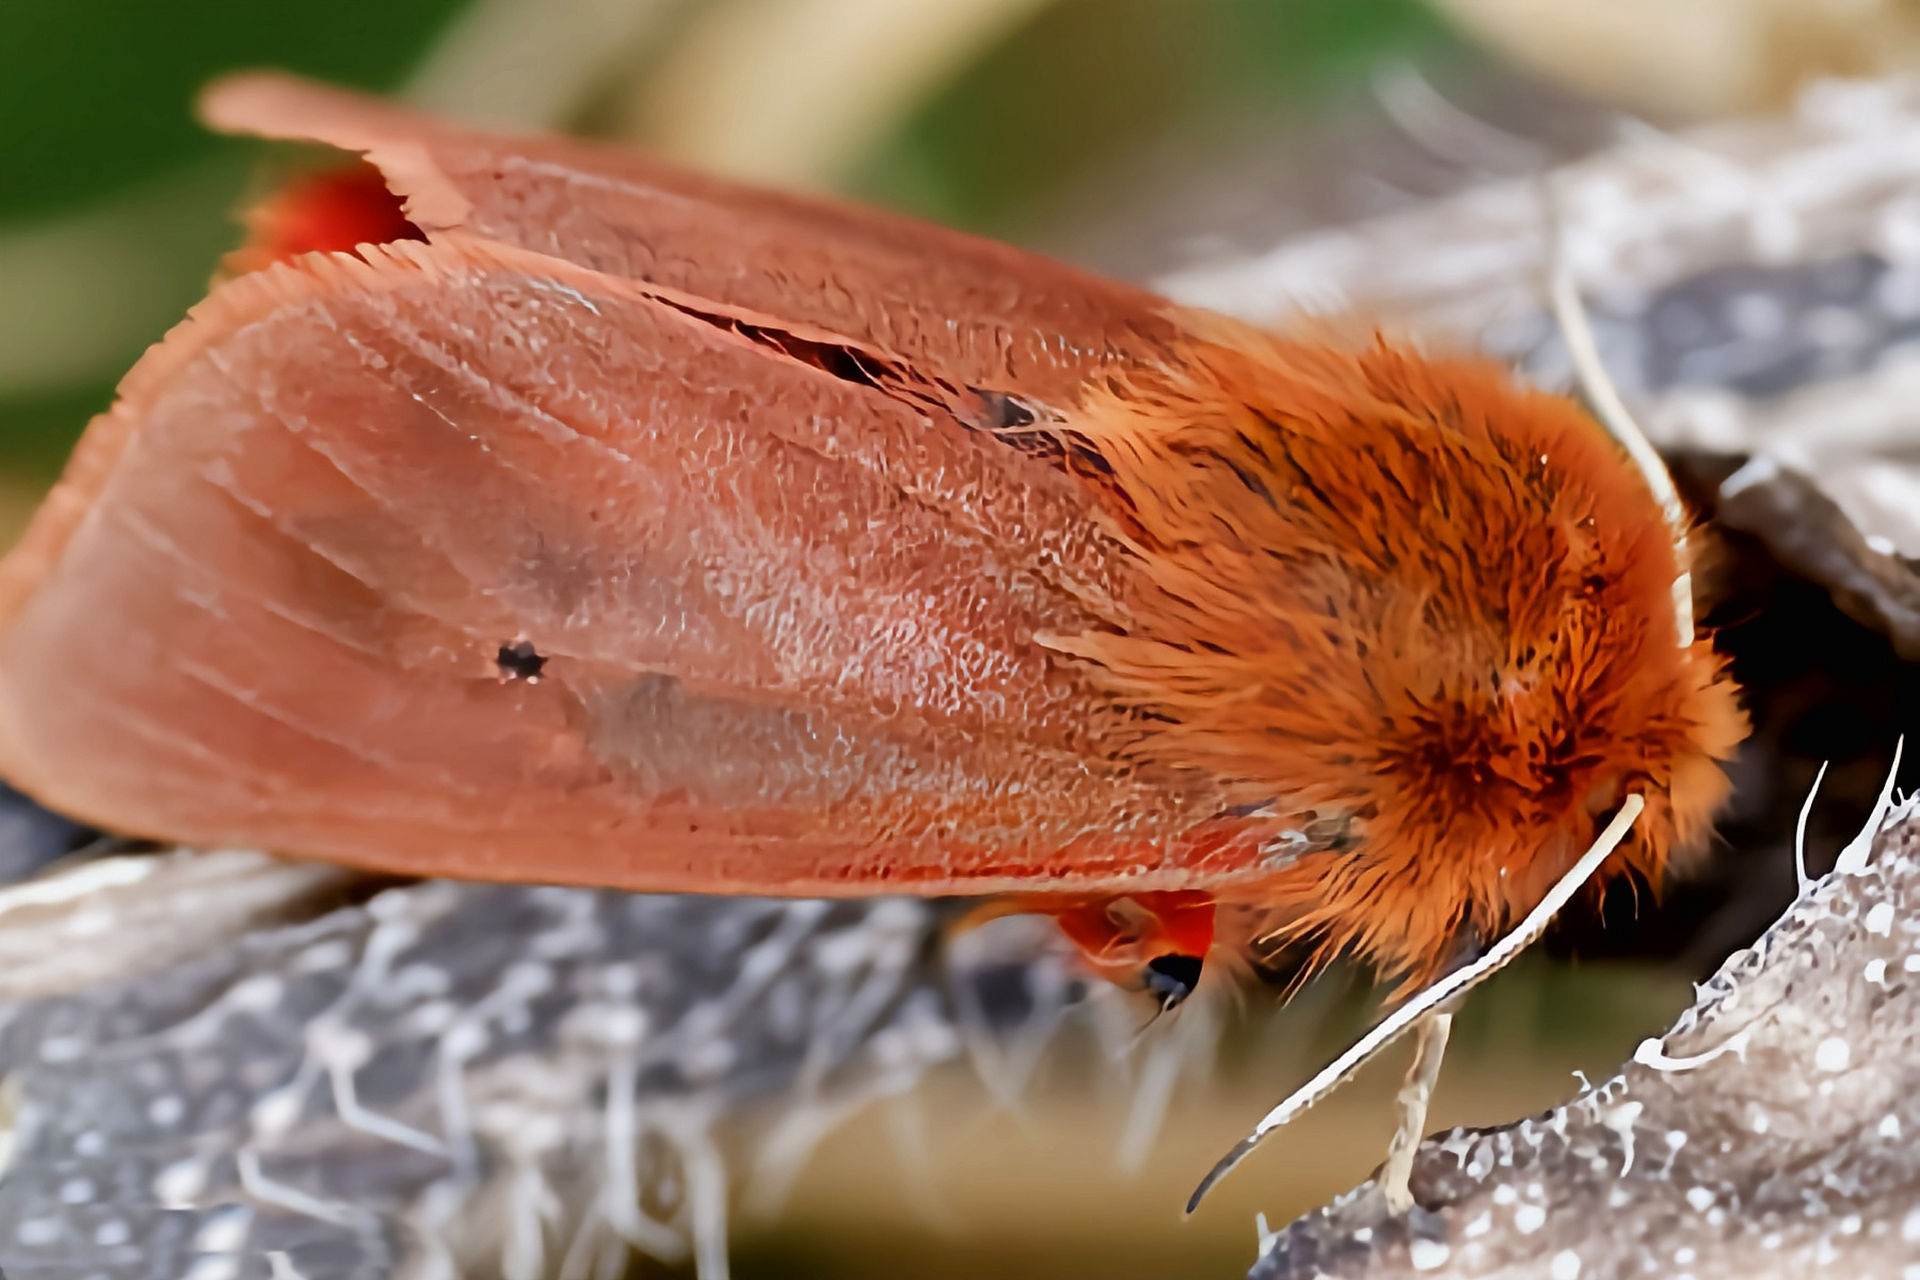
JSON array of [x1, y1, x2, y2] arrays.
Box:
[[1142, 952, 1205, 1009], [496, 640, 547, 681]]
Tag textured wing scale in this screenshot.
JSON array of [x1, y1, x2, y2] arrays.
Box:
[[0, 230, 1263, 896], [198, 74, 1185, 408]]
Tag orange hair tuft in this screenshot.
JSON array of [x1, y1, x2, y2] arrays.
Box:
[[1047, 329, 1748, 984]]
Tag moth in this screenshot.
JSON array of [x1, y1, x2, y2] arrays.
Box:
[[0, 75, 1747, 1205]]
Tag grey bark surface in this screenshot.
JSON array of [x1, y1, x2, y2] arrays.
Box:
[[1250, 806, 1920, 1280], [0, 878, 1089, 1280]]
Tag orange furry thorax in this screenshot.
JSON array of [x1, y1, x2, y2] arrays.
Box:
[[1047, 328, 1749, 985]]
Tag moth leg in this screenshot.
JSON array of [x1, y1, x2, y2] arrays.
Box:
[[1377, 1009, 1453, 1213], [1188, 797, 1646, 1214], [946, 891, 1217, 1006]]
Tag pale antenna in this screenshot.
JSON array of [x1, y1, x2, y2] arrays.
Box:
[[1544, 186, 1695, 648], [1187, 795, 1645, 1213]]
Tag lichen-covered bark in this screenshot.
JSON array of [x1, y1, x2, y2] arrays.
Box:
[[0, 875, 1093, 1279], [1251, 805, 1920, 1280]]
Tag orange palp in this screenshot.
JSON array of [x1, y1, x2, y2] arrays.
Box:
[[1043, 890, 1216, 1005], [0, 75, 1747, 1007]]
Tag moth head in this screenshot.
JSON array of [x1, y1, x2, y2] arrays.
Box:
[[1050, 331, 1749, 985]]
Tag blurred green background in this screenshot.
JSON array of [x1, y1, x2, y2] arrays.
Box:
[[3, 0, 1900, 500], [0, 0, 1460, 496], [1, 1, 1908, 1275], [0, 1, 466, 482]]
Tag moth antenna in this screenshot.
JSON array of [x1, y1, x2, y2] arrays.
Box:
[[1186, 794, 1646, 1214], [1542, 189, 1695, 647]]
